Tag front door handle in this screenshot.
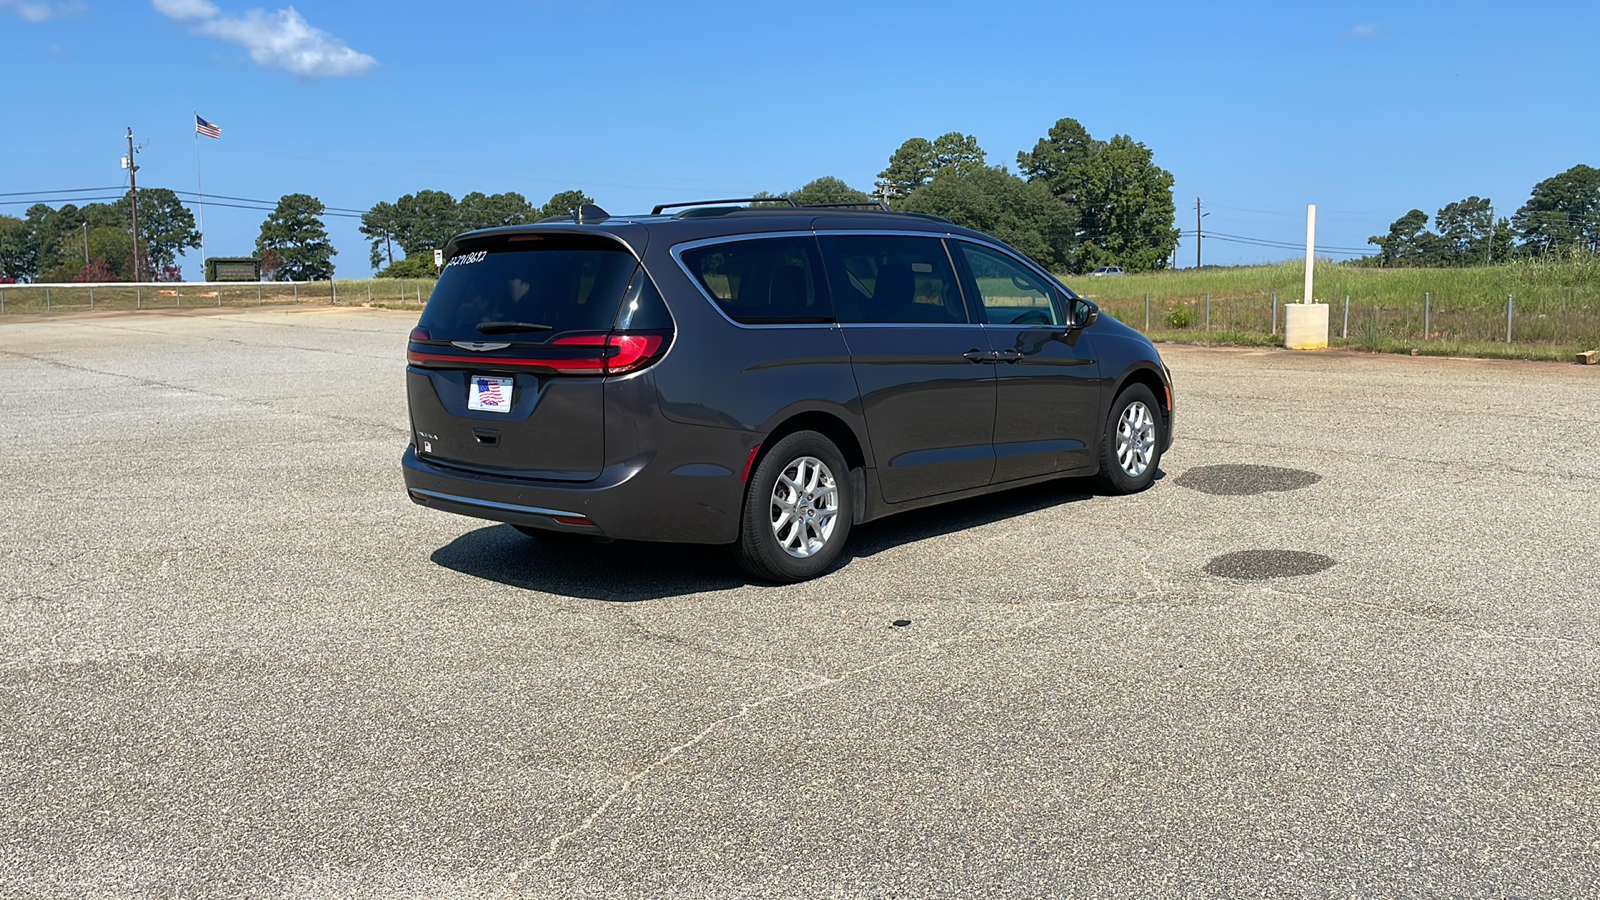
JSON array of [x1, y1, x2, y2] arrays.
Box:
[[995, 349, 1023, 363], [962, 349, 996, 363]]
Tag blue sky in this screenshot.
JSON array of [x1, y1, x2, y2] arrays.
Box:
[[4, 0, 1597, 277]]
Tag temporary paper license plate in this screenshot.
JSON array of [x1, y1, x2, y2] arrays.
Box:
[[467, 375, 514, 413]]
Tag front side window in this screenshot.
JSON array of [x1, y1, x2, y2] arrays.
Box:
[[818, 235, 968, 325], [679, 237, 832, 324], [959, 243, 1063, 327]]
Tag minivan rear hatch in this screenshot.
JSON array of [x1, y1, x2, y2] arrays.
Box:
[[405, 230, 671, 481]]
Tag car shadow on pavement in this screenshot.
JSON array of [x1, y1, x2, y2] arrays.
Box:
[[429, 471, 1157, 602]]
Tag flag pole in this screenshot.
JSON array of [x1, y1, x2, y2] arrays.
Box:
[[194, 111, 207, 277]]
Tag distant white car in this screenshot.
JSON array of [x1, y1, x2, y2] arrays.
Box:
[[1090, 266, 1125, 277]]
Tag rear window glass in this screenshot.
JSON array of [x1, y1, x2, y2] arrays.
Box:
[[679, 237, 833, 324], [418, 235, 638, 339], [817, 235, 967, 324]]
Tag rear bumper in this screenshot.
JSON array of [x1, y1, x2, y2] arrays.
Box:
[[402, 434, 752, 544]]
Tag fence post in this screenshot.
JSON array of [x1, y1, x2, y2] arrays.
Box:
[[217, 282, 221, 307], [293, 282, 299, 302], [1342, 295, 1350, 339], [1271, 292, 1278, 334], [137, 285, 142, 309], [1205, 292, 1211, 331], [1506, 295, 1514, 343], [177, 283, 182, 308], [46, 288, 51, 310], [367, 283, 372, 304], [89, 286, 95, 309], [400, 279, 406, 302], [331, 279, 337, 305], [1424, 292, 1431, 340], [1, 288, 5, 313], [257, 283, 262, 305], [1144, 292, 1150, 332]]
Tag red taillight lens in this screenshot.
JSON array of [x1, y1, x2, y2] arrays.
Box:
[[409, 326, 430, 342], [549, 332, 666, 375]]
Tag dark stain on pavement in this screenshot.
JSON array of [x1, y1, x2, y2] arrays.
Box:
[[1176, 464, 1321, 496], [1204, 550, 1336, 580]]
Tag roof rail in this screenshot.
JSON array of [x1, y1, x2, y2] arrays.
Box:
[[800, 200, 893, 212], [652, 197, 799, 215]]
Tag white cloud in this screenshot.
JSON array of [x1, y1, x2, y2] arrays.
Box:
[[1343, 23, 1385, 40], [152, 0, 217, 19], [1, 0, 86, 22], [152, 1, 377, 79]]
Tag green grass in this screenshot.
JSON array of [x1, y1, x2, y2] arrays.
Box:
[[1072, 258, 1600, 353]]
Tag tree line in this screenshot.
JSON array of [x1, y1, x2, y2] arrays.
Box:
[[755, 118, 1180, 274], [0, 190, 201, 283], [1363, 165, 1600, 267]]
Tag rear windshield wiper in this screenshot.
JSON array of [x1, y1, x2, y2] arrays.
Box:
[[476, 321, 553, 334]]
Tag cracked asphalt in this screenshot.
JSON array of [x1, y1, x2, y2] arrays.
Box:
[[2, 307, 1597, 898]]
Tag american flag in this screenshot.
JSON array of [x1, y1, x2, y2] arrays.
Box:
[[195, 115, 221, 139], [476, 378, 503, 406]]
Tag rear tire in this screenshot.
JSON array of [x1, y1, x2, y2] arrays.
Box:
[[733, 431, 853, 583], [1096, 384, 1163, 495]]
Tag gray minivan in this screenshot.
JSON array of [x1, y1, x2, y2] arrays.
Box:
[[403, 201, 1173, 582]]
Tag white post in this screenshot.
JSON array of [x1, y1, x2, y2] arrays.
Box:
[[1284, 204, 1329, 349], [1303, 204, 1316, 304]]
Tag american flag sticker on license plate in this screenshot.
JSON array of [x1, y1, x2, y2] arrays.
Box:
[[467, 375, 514, 412]]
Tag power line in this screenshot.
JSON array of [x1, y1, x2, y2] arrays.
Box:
[[0, 186, 126, 198]]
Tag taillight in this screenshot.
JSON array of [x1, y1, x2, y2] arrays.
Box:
[[549, 332, 667, 376], [409, 326, 430, 342]]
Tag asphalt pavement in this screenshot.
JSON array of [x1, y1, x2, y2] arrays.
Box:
[[1, 307, 1597, 898]]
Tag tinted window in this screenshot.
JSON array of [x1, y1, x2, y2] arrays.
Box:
[[958, 243, 1063, 326], [679, 237, 832, 324], [418, 235, 638, 339], [818, 235, 967, 324]]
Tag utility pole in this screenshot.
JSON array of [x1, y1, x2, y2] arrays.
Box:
[[126, 127, 141, 283], [1195, 197, 1205, 268], [82, 222, 89, 265]]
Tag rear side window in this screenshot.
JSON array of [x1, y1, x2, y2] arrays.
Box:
[[818, 235, 968, 324], [679, 237, 832, 324], [418, 235, 639, 339]]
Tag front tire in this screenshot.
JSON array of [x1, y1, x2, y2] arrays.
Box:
[[734, 431, 853, 583], [1096, 384, 1163, 495]]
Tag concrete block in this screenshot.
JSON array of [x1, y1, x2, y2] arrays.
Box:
[[1284, 303, 1329, 351], [1578, 350, 1599, 365]]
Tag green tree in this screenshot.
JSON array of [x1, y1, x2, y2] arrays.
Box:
[[1018, 119, 1177, 272], [1069, 135, 1180, 272], [459, 191, 535, 230], [1434, 196, 1506, 265], [786, 177, 874, 206], [0, 215, 37, 282], [393, 190, 459, 257], [876, 137, 936, 203], [536, 189, 595, 220], [1367, 209, 1440, 267], [904, 166, 1078, 270], [1016, 118, 1104, 204], [876, 133, 987, 206], [376, 254, 439, 278], [1513, 164, 1600, 256], [359, 200, 403, 269], [256, 193, 335, 281], [115, 188, 201, 272]]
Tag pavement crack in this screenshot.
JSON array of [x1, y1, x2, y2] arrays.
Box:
[[501, 605, 1061, 888]]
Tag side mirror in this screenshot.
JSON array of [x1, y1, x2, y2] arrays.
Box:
[[1071, 298, 1100, 330]]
